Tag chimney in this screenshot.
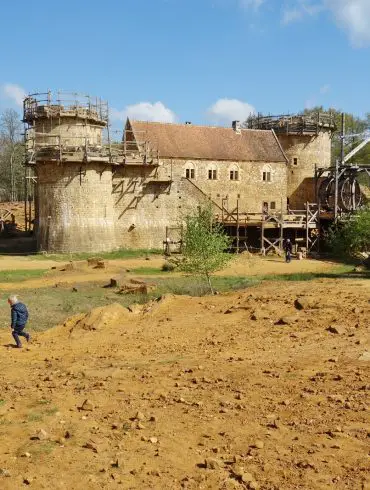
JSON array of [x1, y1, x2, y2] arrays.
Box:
[[232, 120, 241, 134]]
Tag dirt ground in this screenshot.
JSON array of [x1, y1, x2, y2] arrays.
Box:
[[0, 256, 369, 489]]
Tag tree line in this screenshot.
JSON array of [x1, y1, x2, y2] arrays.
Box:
[[0, 108, 25, 202]]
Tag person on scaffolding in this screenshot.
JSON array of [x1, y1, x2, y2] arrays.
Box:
[[284, 238, 293, 263]]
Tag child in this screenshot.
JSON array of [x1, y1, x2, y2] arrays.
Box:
[[8, 295, 30, 348]]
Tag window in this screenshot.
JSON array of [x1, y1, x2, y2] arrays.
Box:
[[229, 164, 240, 181], [270, 201, 276, 210], [185, 162, 195, 180], [262, 171, 271, 182], [293, 157, 298, 166], [186, 168, 195, 179], [208, 168, 217, 180]]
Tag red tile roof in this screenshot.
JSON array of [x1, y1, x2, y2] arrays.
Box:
[[127, 120, 287, 163]]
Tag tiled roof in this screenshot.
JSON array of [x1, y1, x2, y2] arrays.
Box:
[[127, 120, 287, 163]]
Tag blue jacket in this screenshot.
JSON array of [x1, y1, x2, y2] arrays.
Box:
[[11, 302, 29, 328]]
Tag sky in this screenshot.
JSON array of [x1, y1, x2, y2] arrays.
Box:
[[0, 0, 369, 130]]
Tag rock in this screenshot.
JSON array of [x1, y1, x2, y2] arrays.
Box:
[[294, 298, 313, 310], [276, 315, 299, 325], [251, 309, 270, 321], [61, 261, 76, 272], [231, 465, 254, 483], [128, 304, 142, 314], [327, 325, 346, 335], [0, 468, 11, 477], [21, 452, 31, 458], [205, 457, 223, 469], [31, 428, 49, 441], [72, 287, 78, 293], [80, 399, 94, 411], [87, 257, 103, 267], [358, 351, 370, 361], [135, 411, 145, 421], [94, 260, 106, 269], [23, 476, 33, 485], [253, 440, 264, 449], [149, 437, 158, 444], [83, 440, 99, 453]]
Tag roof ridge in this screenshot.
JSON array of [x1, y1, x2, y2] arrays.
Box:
[[130, 120, 270, 132]]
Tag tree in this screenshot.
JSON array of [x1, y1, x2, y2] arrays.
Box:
[[174, 205, 233, 294], [327, 207, 370, 262], [0, 109, 24, 201], [303, 107, 369, 167]]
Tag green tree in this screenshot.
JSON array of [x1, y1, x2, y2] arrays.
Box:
[[174, 205, 233, 294], [327, 207, 370, 262], [303, 107, 369, 166]]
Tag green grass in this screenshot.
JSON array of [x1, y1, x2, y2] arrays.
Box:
[[29, 248, 162, 262], [0, 269, 46, 282], [0, 399, 5, 407], [258, 264, 356, 282], [131, 267, 169, 275]]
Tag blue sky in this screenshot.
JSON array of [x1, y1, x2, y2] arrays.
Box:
[[0, 0, 369, 128]]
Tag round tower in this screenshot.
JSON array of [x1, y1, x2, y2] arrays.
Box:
[[23, 91, 117, 253], [247, 113, 336, 209]]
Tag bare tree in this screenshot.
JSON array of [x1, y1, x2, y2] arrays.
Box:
[[0, 109, 23, 201]]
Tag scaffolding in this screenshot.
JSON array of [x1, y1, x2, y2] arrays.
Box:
[[217, 200, 319, 255], [246, 112, 336, 135]]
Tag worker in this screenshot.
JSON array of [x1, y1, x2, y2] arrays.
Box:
[[284, 238, 293, 263], [8, 295, 31, 348]]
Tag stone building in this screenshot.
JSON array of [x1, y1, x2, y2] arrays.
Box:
[[24, 92, 334, 253]]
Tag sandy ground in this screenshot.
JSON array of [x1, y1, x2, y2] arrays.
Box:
[[0, 264, 368, 489]]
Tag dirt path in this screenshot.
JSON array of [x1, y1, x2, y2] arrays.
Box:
[[0, 278, 368, 489]]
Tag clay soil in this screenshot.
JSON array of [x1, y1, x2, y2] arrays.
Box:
[[0, 256, 369, 490]]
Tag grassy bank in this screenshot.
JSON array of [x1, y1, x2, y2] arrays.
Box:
[[29, 248, 163, 262]]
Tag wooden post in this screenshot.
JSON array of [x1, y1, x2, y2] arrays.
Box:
[[260, 219, 264, 255], [236, 199, 240, 254], [305, 202, 309, 251]]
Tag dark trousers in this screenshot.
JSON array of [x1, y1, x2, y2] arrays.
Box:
[[285, 250, 291, 263], [12, 326, 29, 347]]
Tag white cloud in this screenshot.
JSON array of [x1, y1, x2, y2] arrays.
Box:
[[280, 0, 370, 46], [282, 1, 323, 25], [240, 0, 265, 9], [208, 98, 256, 124], [324, 0, 370, 47], [1, 83, 27, 107], [110, 101, 177, 123], [319, 84, 330, 94]]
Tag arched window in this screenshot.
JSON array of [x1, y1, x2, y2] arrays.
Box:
[[262, 164, 272, 182], [229, 164, 240, 181], [208, 163, 218, 180], [184, 162, 195, 179]]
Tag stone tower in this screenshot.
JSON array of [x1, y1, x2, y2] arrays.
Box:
[[23, 92, 117, 252], [247, 113, 336, 209]]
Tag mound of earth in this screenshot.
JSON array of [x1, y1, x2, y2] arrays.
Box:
[[0, 278, 369, 489]]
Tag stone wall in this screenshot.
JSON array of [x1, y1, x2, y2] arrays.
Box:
[[34, 116, 103, 148], [278, 130, 332, 209], [113, 158, 288, 249], [36, 162, 116, 252]]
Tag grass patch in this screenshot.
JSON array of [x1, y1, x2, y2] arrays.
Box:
[[27, 411, 44, 422], [258, 264, 356, 282], [30, 248, 162, 262], [0, 399, 5, 407], [0, 269, 46, 282], [154, 275, 259, 296], [131, 267, 168, 275]]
